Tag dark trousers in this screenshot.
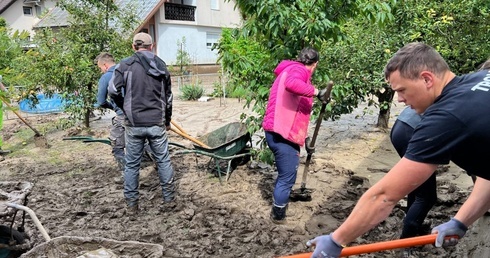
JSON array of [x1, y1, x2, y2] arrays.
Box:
[[265, 131, 300, 207], [391, 119, 437, 238]]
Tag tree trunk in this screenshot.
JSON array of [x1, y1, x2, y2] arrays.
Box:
[[84, 110, 90, 128], [84, 82, 93, 128], [377, 105, 391, 128], [376, 86, 395, 129]]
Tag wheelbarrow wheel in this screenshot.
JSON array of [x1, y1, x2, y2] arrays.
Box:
[[231, 147, 251, 167], [0, 225, 25, 245]]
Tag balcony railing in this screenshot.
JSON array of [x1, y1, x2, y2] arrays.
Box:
[[164, 3, 196, 22], [24, 0, 41, 4]]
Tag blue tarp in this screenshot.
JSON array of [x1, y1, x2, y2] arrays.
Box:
[[19, 94, 67, 114]]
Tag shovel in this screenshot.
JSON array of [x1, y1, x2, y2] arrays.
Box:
[[290, 81, 334, 202], [278, 234, 457, 257], [1, 97, 49, 148], [169, 119, 211, 149]]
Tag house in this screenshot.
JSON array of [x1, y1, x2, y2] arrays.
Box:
[[33, 0, 242, 67], [0, 0, 58, 39]]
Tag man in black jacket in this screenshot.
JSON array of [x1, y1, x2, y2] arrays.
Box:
[[109, 32, 175, 215]]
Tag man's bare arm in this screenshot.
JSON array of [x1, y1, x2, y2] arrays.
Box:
[[332, 158, 437, 245]]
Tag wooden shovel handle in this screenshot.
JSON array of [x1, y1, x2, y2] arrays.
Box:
[[280, 234, 452, 258], [1, 97, 42, 136], [170, 120, 188, 135], [170, 127, 210, 149]]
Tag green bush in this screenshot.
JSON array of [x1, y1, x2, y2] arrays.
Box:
[[230, 86, 247, 100], [180, 84, 204, 100], [211, 81, 223, 97]]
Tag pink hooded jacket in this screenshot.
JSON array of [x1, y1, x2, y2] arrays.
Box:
[[262, 60, 316, 146]]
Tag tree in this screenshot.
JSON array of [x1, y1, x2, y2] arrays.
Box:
[[0, 18, 29, 100], [324, 0, 490, 128], [224, 0, 490, 138], [12, 0, 138, 128], [175, 36, 192, 75], [220, 0, 395, 161]]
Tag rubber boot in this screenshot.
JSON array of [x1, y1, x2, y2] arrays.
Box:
[[270, 205, 287, 224]]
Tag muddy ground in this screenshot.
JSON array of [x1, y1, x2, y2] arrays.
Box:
[[1, 97, 489, 257]]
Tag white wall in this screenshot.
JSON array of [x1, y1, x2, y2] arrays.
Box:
[[195, 0, 241, 28], [155, 0, 241, 65], [1, 0, 57, 38], [159, 0, 241, 28], [156, 23, 221, 65]]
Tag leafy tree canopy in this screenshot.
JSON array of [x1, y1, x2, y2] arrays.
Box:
[[222, 0, 490, 162], [11, 0, 138, 127], [0, 18, 29, 100], [221, 0, 395, 161]]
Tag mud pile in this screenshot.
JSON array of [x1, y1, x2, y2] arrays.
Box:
[[1, 99, 489, 257]]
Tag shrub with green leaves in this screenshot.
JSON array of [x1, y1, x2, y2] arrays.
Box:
[[211, 81, 224, 97], [180, 84, 204, 100]]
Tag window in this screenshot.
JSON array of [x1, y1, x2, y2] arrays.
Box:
[[23, 6, 33, 16], [210, 0, 219, 10], [206, 33, 219, 49]]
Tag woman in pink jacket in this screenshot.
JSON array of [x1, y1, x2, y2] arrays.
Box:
[[262, 47, 322, 223]]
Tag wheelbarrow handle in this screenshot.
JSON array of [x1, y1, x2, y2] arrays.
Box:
[[6, 203, 51, 242], [82, 139, 112, 145], [279, 234, 458, 258], [63, 136, 94, 140]]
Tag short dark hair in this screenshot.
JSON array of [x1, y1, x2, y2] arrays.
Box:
[[384, 42, 449, 80], [133, 43, 151, 51], [296, 47, 319, 65]]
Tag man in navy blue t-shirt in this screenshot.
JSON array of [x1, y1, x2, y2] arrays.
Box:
[[307, 42, 490, 257]]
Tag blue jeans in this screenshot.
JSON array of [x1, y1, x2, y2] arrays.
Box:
[[124, 125, 175, 205], [265, 131, 300, 207]]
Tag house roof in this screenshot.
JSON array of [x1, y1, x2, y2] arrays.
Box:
[[0, 0, 16, 14], [34, 0, 165, 30]]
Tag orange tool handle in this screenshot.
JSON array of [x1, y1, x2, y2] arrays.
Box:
[[280, 234, 454, 258], [170, 127, 210, 149], [170, 120, 189, 136], [169, 119, 211, 148]]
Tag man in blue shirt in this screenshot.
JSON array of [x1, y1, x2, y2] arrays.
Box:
[[96, 52, 125, 169], [308, 43, 490, 257]]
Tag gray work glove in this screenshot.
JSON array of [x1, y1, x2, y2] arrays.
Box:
[[431, 218, 468, 247], [316, 88, 328, 102], [307, 234, 343, 258]]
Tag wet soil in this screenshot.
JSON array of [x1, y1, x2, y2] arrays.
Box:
[[0, 98, 489, 257]]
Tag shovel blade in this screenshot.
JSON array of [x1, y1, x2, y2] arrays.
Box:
[[34, 135, 50, 148], [289, 188, 313, 202]]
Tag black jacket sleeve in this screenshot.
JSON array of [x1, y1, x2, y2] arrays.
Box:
[[165, 74, 173, 127], [108, 63, 125, 110]]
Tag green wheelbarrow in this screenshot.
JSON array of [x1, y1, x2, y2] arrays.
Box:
[[172, 122, 252, 182]]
